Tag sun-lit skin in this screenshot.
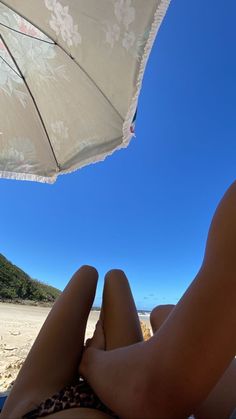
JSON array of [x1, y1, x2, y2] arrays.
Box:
[[80, 180, 236, 419], [2, 182, 236, 418]]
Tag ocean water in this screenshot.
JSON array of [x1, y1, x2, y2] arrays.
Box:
[[138, 311, 150, 324], [138, 311, 150, 317]]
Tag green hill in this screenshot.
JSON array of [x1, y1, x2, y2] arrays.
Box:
[[0, 254, 61, 305]]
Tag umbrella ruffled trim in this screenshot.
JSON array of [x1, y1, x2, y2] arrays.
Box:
[[122, 0, 171, 147], [0, 170, 56, 184], [0, 0, 170, 184], [60, 0, 171, 180]]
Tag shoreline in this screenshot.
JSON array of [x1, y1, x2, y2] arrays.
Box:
[[0, 299, 151, 315]]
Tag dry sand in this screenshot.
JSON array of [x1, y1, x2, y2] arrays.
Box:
[[0, 302, 150, 397]]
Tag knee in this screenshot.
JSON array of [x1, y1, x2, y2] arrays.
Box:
[[150, 304, 175, 319], [104, 269, 127, 284], [150, 304, 175, 333], [76, 265, 98, 278]]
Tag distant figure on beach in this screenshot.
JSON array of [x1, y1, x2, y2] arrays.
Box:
[[2, 180, 236, 418]]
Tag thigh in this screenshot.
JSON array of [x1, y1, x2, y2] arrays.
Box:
[[194, 358, 236, 419], [146, 266, 236, 416], [140, 183, 236, 416], [2, 265, 98, 418], [101, 269, 143, 350]]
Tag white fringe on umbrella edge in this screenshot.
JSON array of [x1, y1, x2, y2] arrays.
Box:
[[122, 0, 171, 146], [58, 0, 171, 180], [0, 170, 56, 184], [0, 0, 171, 184], [60, 0, 171, 180]]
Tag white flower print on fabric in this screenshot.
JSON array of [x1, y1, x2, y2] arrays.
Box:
[[44, 0, 57, 9], [0, 6, 69, 106], [2, 147, 24, 163], [1, 137, 36, 169], [51, 120, 69, 154], [103, 0, 136, 52], [105, 23, 120, 48], [44, 0, 82, 47], [122, 31, 135, 50], [114, 0, 135, 30], [0, 39, 27, 107]]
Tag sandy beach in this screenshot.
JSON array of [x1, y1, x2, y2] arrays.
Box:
[[0, 302, 151, 397]]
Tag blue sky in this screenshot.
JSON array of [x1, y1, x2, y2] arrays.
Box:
[[1, 0, 236, 310]]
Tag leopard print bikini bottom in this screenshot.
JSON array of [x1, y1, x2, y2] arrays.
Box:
[[22, 376, 118, 418]]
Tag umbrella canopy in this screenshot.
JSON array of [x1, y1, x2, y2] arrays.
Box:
[[0, 0, 170, 183]]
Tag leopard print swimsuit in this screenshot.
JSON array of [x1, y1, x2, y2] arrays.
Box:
[[22, 376, 118, 418]]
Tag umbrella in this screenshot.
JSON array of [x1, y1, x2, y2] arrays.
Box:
[[0, 0, 170, 183]]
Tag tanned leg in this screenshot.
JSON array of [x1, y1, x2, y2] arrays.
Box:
[[150, 305, 236, 418], [150, 305, 174, 334], [101, 269, 143, 350], [2, 265, 98, 418], [138, 180, 236, 417], [193, 357, 236, 419], [79, 181, 236, 418]]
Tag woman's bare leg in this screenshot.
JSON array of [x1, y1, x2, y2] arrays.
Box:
[[138, 180, 236, 417], [150, 304, 236, 418], [150, 304, 174, 334], [101, 269, 143, 350], [193, 358, 236, 419], [2, 265, 98, 418], [79, 181, 236, 418]]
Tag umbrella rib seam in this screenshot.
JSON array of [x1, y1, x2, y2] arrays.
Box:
[[0, 21, 54, 44], [0, 54, 21, 78], [0, 0, 124, 124], [55, 43, 124, 123], [0, 32, 60, 171]]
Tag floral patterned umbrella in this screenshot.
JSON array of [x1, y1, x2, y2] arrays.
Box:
[[0, 0, 170, 183]]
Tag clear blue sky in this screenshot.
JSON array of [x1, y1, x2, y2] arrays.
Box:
[[1, 0, 236, 310]]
